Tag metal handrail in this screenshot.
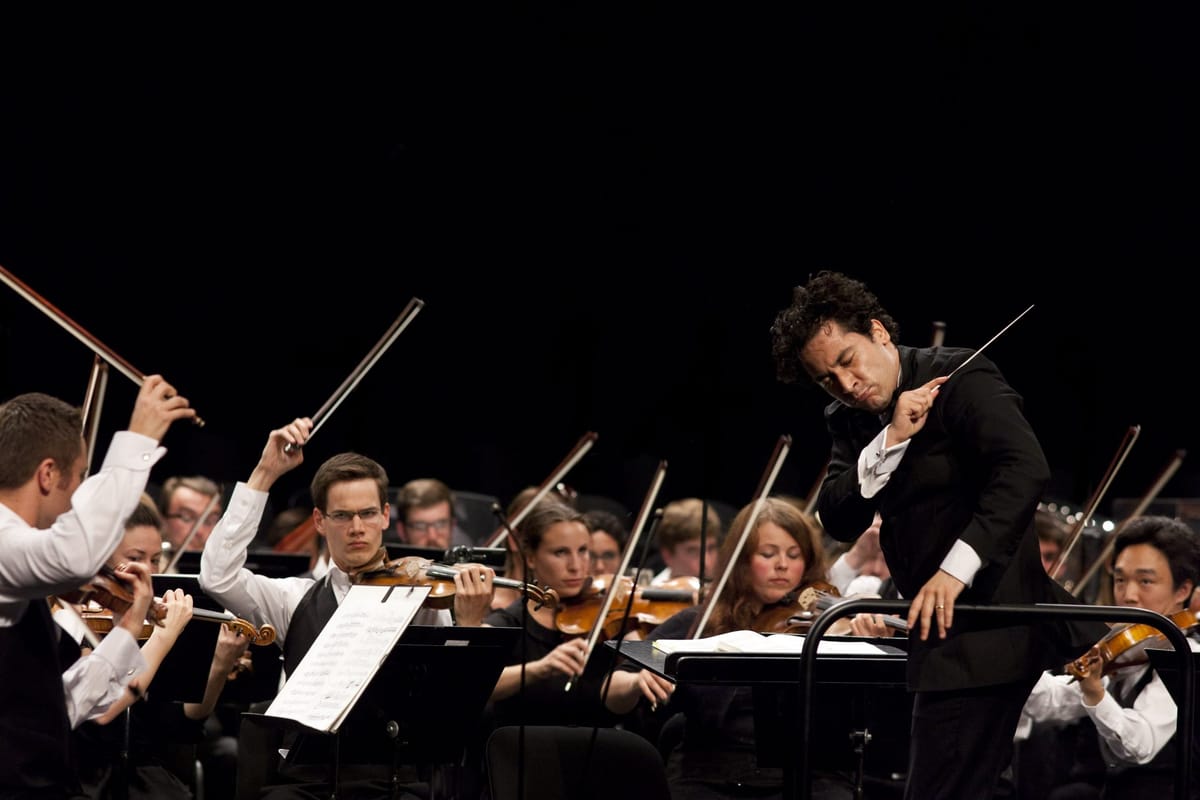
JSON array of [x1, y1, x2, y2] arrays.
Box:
[[797, 600, 1195, 800]]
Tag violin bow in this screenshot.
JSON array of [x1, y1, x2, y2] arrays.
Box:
[[802, 457, 829, 516], [1048, 425, 1140, 585], [0, 263, 206, 427], [48, 596, 103, 649], [694, 434, 792, 638], [484, 432, 599, 548], [284, 297, 425, 452], [930, 320, 946, 347], [564, 459, 667, 692], [1073, 449, 1187, 598], [81, 356, 110, 474]]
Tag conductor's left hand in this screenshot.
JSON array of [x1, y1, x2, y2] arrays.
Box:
[[907, 569, 965, 641]]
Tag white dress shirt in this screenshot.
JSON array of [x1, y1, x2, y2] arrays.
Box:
[[0, 431, 162, 723], [1015, 639, 1200, 766], [199, 482, 448, 649], [54, 606, 146, 728], [857, 426, 981, 587]]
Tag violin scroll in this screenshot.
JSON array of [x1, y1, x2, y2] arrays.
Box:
[[225, 619, 277, 646]]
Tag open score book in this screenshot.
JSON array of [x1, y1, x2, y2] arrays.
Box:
[[652, 629, 890, 656]]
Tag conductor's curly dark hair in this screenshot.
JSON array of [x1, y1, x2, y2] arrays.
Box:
[[769, 271, 899, 385]]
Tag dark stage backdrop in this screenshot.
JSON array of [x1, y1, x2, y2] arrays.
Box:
[[1, 8, 1195, 529]]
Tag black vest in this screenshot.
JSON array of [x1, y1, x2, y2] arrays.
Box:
[[274, 576, 422, 783], [0, 601, 79, 797], [282, 576, 339, 679], [1102, 667, 1197, 800]]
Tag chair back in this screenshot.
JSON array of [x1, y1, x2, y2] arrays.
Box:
[[486, 724, 670, 800]]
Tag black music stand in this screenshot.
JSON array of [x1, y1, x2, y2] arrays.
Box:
[[170, 550, 312, 579], [748, 645, 911, 792], [443, 545, 507, 569], [384, 543, 507, 569], [385, 543, 445, 562], [240, 624, 517, 798], [151, 573, 284, 704], [1147, 645, 1200, 705], [609, 637, 912, 797], [1147, 645, 1200, 784]]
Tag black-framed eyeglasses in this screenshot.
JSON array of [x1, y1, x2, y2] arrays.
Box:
[[324, 507, 383, 525], [166, 511, 222, 527], [405, 518, 452, 534]]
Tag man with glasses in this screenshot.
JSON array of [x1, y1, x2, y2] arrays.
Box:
[[392, 477, 474, 550], [157, 475, 223, 554], [199, 419, 495, 799]]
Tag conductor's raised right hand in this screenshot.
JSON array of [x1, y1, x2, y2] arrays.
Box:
[[127, 375, 196, 442], [886, 375, 947, 447]]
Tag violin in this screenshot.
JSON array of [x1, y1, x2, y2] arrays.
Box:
[[59, 597, 277, 646], [1065, 608, 1200, 680], [555, 574, 698, 640], [751, 581, 911, 636], [60, 564, 168, 625], [751, 580, 842, 634], [75, 606, 156, 640], [354, 554, 559, 610]]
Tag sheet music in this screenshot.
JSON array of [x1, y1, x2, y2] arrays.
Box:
[[264, 584, 431, 733], [654, 630, 889, 656]]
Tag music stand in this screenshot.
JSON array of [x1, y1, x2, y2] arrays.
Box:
[[610, 637, 912, 796], [748, 644, 911, 783], [384, 543, 506, 570], [1147, 645, 1200, 706], [242, 624, 517, 795], [151, 574, 284, 705], [1146, 646, 1200, 789], [384, 543, 444, 562], [169, 550, 312, 579]]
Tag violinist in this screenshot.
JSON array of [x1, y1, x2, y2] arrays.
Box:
[[488, 484, 576, 611], [603, 497, 860, 800], [68, 496, 251, 800], [825, 511, 893, 597], [392, 477, 473, 550], [1036, 504, 1071, 577], [820, 510, 902, 638], [582, 507, 630, 576], [0, 380, 193, 799], [649, 497, 723, 587], [1015, 515, 1200, 799], [770, 271, 1105, 800], [481, 497, 621, 727], [157, 474, 223, 554], [199, 418, 494, 800]]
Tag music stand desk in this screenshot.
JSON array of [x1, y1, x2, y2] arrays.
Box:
[[608, 638, 911, 792], [609, 637, 907, 685], [170, 550, 312, 579], [244, 624, 517, 789], [151, 573, 283, 705]]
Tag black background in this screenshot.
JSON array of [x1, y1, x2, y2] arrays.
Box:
[[1, 9, 1195, 526]]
